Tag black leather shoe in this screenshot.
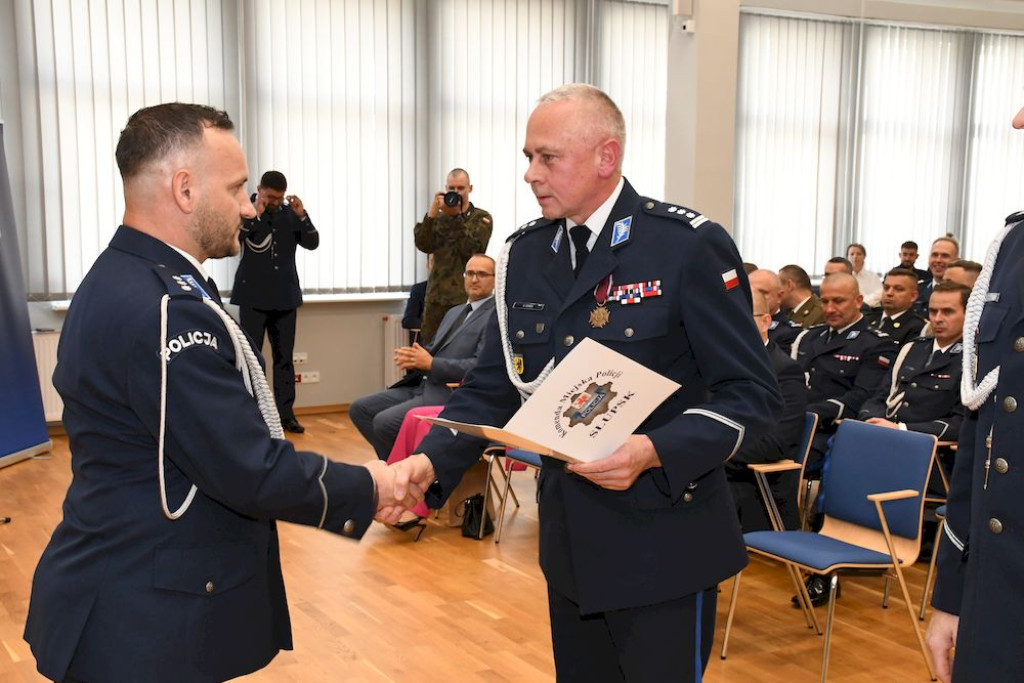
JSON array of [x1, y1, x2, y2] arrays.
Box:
[[282, 417, 305, 434], [791, 575, 840, 608]]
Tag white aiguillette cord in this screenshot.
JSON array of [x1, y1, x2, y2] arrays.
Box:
[[496, 237, 554, 401], [157, 295, 287, 520], [961, 221, 1015, 411]]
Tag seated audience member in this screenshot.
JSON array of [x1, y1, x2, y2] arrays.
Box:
[[823, 256, 853, 276], [943, 258, 982, 290], [896, 239, 931, 286], [789, 273, 898, 605], [743, 262, 759, 274], [916, 236, 959, 313], [780, 264, 825, 328], [402, 254, 432, 344], [867, 268, 926, 346], [848, 243, 883, 308], [349, 254, 496, 459], [726, 291, 808, 532], [749, 269, 802, 353], [858, 281, 968, 442], [791, 273, 898, 465]]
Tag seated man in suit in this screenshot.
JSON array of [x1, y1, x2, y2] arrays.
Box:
[[859, 281, 968, 441], [726, 291, 808, 531], [867, 268, 926, 346], [749, 269, 803, 354], [780, 264, 825, 327], [350, 254, 496, 459]]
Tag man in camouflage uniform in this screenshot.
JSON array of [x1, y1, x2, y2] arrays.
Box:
[[414, 168, 492, 343]]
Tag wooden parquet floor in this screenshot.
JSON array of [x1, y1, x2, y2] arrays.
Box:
[[0, 412, 938, 682]]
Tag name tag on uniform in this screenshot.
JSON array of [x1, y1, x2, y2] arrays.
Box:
[[512, 301, 545, 311], [986, 292, 1001, 302]]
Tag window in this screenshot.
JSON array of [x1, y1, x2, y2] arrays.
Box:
[[734, 10, 1024, 276], [7, 0, 667, 299]]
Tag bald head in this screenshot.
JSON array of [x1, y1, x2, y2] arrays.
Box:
[[748, 269, 783, 315], [820, 273, 863, 330]]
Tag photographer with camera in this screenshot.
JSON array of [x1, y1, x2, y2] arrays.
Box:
[[414, 168, 492, 343]]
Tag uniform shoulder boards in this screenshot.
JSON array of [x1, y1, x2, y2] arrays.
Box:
[[507, 216, 557, 242], [909, 335, 931, 344], [640, 199, 709, 228], [1005, 209, 1024, 225], [151, 264, 213, 301]]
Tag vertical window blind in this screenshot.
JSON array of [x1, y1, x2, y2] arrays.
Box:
[[8, 0, 667, 299], [734, 10, 1024, 276]]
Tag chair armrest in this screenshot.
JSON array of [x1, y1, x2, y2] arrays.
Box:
[[748, 460, 801, 474], [867, 489, 918, 502]]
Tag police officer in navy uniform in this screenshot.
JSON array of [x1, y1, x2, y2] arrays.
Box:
[[926, 101, 1024, 683], [230, 170, 319, 433], [389, 85, 781, 681], [22, 104, 415, 682], [859, 281, 969, 441], [866, 268, 927, 346]]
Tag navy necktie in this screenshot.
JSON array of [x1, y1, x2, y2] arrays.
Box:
[[571, 225, 590, 277]]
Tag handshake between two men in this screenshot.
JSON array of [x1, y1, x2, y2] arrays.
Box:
[[363, 455, 437, 524]]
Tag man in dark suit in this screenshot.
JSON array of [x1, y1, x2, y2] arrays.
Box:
[[749, 268, 802, 354], [22, 104, 410, 682], [349, 254, 496, 460], [230, 170, 319, 433], [867, 268, 926, 346], [727, 291, 808, 531], [927, 103, 1024, 683], [859, 281, 968, 441], [392, 84, 781, 681]]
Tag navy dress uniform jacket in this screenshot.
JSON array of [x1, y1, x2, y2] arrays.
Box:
[[867, 309, 927, 346], [933, 213, 1024, 680], [230, 200, 318, 311], [24, 226, 375, 682], [415, 180, 782, 614], [768, 311, 803, 354], [858, 336, 964, 441], [792, 317, 898, 424]]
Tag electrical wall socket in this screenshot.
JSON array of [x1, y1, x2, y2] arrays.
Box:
[[293, 351, 308, 364], [295, 371, 320, 384]]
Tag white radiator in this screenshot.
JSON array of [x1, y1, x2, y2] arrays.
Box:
[[32, 331, 63, 422], [382, 314, 406, 388]]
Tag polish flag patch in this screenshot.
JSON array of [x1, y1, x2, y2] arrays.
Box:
[[722, 269, 740, 290], [877, 356, 891, 368]]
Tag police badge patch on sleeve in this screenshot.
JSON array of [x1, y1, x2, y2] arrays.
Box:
[[162, 328, 221, 363]]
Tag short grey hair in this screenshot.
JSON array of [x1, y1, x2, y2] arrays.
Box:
[[537, 84, 626, 163]]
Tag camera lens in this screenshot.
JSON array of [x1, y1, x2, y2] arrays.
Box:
[[443, 191, 462, 208]]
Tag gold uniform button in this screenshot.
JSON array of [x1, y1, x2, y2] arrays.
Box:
[[515, 330, 525, 340], [644, 201, 655, 210], [205, 581, 214, 594], [1015, 336, 1024, 353], [995, 458, 1009, 474], [989, 518, 1003, 535], [624, 328, 634, 338], [683, 492, 694, 503], [1004, 396, 1018, 413], [910, 382, 918, 389], [343, 519, 356, 535], [563, 335, 574, 347]]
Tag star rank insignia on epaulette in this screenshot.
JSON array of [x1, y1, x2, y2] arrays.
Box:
[[641, 200, 709, 228], [507, 216, 557, 243], [152, 264, 212, 300]]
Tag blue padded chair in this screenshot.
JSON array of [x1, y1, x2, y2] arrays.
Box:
[[481, 446, 542, 543], [721, 419, 938, 682], [747, 412, 819, 532]]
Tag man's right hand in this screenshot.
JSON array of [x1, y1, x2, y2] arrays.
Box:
[[925, 609, 959, 682], [426, 191, 446, 218]]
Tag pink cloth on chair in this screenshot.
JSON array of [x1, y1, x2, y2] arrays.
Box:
[[386, 405, 444, 518]]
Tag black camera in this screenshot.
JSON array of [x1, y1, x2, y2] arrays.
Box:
[[443, 191, 462, 208]]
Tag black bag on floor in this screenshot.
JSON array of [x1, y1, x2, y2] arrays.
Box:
[[460, 493, 494, 539]]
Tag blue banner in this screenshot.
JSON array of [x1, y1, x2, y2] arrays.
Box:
[[0, 122, 50, 467]]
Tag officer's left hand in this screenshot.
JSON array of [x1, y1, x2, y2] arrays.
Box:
[[567, 435, 661, 491], [286, 194, 306, 219]]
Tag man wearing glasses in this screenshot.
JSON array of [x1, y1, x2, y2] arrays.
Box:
[[349, 254, 496, 459]]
